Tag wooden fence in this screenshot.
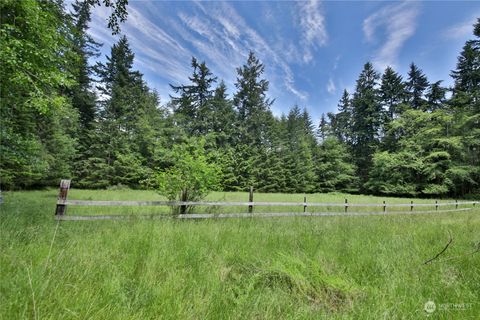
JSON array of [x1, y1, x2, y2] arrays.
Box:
[[54, 179, 479, 221]]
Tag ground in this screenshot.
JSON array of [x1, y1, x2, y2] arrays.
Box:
[[1, 189, 479, 319]]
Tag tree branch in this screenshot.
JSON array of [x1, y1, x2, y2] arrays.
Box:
[[424, 231, 453, 265]]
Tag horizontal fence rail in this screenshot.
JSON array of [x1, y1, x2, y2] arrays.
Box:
[[54, 180, 479, 221], [58, 200, 480, 207]]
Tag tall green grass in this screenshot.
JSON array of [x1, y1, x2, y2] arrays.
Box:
[[1, 190, 479, 319]]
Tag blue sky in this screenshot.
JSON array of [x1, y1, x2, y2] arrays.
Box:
[[87, 1, 480, 121]]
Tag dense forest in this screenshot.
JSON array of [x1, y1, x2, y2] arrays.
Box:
[[1, 0, 479, 198]]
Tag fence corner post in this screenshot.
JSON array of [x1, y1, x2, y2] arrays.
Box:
[[55, 179, 71, 216], [248, 186, 254, 214]]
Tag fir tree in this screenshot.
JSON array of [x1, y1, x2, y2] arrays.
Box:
[[380, 66, 405, 118], [350, 62, 381, 185], [329, 89, 352, 143], [69, 0, 101, 132], [406, 63, 429, 110], [233, 51, 274, 146], [170, 57, 217, 135]]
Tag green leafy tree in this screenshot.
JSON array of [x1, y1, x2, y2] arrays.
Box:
[[157, 138, 221, 214], [0, 0, 78, 189]]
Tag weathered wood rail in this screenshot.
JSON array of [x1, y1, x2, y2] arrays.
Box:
[[54, 180, 479, 221]]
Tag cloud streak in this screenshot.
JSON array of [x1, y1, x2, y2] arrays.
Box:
[[297, 0, 328, 63], [363, 1, 420, 70], [326, 78, 336, 94], [443, 13, 479, 39]]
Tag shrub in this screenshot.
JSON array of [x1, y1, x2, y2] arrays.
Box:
[[157, 138, 221, 214]]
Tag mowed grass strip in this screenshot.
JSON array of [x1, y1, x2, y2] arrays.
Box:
[[1, 190, 479, 319]]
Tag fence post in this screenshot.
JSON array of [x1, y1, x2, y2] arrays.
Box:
[[383, 200, 386, 212], [455, 200, 458, 210], [55, 179, 71, 216], [180, 189, 187, 214], [344, 199, 348, 213], [248, 186, 254, 214], [411, 200, 414, 212], [303, 196, 307, 213], [435, 200, 438, 211]]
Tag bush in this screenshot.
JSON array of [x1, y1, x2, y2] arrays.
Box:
[[157, 138, 221, 214]]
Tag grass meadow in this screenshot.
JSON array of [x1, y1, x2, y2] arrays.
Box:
[[1, 189, 479, 319]]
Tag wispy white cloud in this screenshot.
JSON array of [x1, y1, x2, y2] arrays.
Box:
[[443, 14, 479, 39], [89, 4, 194, 89], [363, 1, 420, 70], [297, 0, 328, 63], [180, 1, 308, 101], [88, 1, 308, 106], [326, 77, 336, 94]]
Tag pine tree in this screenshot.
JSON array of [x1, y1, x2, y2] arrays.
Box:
[[317, 113, 330, 142], [170, 57, 217, 135], [450, 18, 480, 111], [282, 106, 316, 193], [208, 81, 236, 147], [448, 18, 480, 195], [78, 36, 162, 187], [406, 63, 429, 110], [315, 138, 358, 193], [329, 89, 352, 143], [350, 62, 381, 184], [380, 66, 405, 118], [426, 80, 447, 111], [69, 0, 101, 132], [233, 51, 274, 146]]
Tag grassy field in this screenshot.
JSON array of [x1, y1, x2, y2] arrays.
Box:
[[1, 189, 479, 319]]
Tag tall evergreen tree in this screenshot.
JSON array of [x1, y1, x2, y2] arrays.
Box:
[[206, 81, 236, 147], [350, 62, 382, 185], [170, 57, 217, 135], [317, 113, 330, 142], [233, 51, 274, 146], [329, 89, 352, 143], [77, 36, 162, 188], [380, 66, 405, 118], [406, 63, 429, 110], [315, 138, 358, 193], [283, 106, 316, 193], [426, 80, 447, 111], [69, 0, 101, 132]]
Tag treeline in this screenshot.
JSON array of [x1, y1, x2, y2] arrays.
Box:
[[1, 1, 479, 197]]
